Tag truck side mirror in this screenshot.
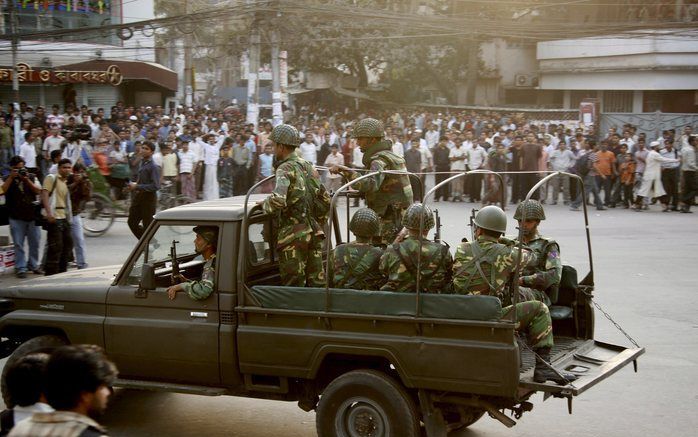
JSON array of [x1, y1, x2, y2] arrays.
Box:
[[137, 263, 156, 298]]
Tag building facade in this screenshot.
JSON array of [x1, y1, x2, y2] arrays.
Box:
[[0, 0, 176, 113]]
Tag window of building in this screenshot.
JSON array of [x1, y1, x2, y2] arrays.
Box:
[[3, 1, 121, 45], [603, 91, 634, 113]]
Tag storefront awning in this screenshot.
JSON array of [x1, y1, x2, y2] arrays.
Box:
[[59, 59, 178, 92]]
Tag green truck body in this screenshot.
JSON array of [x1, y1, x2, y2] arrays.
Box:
[[0, 195, 644, 436]]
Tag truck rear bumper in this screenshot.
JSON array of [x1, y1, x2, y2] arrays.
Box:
[[518, 338, 645, 396]]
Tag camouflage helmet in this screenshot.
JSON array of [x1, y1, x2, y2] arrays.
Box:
[[352, 118, 384, 139], [193, 225, 219, 246], [514, 200, 546, 221], [473, 206, 507, 234], [349, 208, 380, 238], [402, 203, 435, 231], [269, 124, 301, 147]]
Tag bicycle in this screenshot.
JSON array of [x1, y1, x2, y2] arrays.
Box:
[[81, 166, 130, 237], [157, 180, 194, 211]]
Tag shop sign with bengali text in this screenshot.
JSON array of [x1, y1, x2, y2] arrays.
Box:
[[0, 63, 123, 86]]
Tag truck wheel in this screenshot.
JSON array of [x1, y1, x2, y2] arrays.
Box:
[[316, 369, 419, 437], [1, 335, 67, 407]]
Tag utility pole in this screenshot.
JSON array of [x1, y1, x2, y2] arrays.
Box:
[[271, 27, 282, 127], [9, 1, 22, 152], [465, 35, 478, 106], [183, 0, 193, 107], [246, 19, 260, 129]]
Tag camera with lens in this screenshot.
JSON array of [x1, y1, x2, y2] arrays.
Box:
[[18, 168, 28, 177]]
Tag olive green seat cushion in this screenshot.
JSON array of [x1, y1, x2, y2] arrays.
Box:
[[249, 286, 502, 322]]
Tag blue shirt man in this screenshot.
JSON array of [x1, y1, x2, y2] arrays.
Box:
[[127, 142, 160, 239]]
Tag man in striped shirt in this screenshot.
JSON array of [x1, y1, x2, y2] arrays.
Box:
[[177, 138, 198, 200]]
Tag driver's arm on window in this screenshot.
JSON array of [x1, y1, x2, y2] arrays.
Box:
[[167, 276, 214, 301], [167, 257, 216, 301]]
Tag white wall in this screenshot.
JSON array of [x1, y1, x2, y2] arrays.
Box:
[[537, 31, 698, 60], [537, 29, 698, 91], [481, 39, 537, 86], [121, 0, 156, 62], [540, 70, 698, 90]]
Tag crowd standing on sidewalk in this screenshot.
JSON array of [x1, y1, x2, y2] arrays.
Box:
[[0, 100, 695, 279]]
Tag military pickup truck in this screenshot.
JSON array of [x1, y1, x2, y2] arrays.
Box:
[[0, 174, 644, 437]]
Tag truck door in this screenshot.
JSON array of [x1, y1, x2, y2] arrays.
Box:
[[104, 222, 221, 385]]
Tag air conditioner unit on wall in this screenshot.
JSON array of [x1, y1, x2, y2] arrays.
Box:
[[514, 74, 538, 87]]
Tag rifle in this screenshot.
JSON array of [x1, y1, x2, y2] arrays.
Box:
[[468, 208, 479, 242], [434, 209, 441, 243], [170, 240, 180, 285]]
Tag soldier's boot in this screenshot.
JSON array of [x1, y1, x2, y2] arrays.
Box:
[[533, 347, 578, 385]]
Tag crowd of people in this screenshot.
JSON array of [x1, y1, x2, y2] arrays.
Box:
[[0, 100, 695, 280]]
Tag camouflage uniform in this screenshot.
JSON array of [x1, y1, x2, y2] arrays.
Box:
[[512, 200, 562, 306], [516, 233, 562, 306], [452, 235, 536, 305], [262, 151, 326, 287], [181, 254, 216, 300], [330, 208, 384, 290], [342, 119, 413, 244], [380, 236, 452, 293], [452, 235, 553, 349], [329, 243, 384, 290]]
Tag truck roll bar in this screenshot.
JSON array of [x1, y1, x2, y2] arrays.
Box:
[[324, 169, 422, 313]]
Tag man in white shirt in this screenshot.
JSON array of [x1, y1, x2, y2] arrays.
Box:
[[619, 130, 635, 151], [425, 124, 440, 148], [449, 140, 467, 201], [323, 144, 344, 193], [679, 125, 693, 151], [467, 141, 488, 202], [42, 127, 65, 163], [299, 132, 317, 165], [18, 132, 38, 173], [177, 139, 198, 200], [461, 130, 475, 154], [548, 141, 576, 204], [390, 134, 404, 157], [197, 134, 224, 200]]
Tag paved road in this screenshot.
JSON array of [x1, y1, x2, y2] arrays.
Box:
[[0, 200, 696, 436]]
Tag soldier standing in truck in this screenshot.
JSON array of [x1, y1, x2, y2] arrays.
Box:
[[329, 118, 413, 245], [260, 124, 329, 287]]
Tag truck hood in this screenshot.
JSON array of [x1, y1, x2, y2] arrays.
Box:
[[0, 265, 121, 304]]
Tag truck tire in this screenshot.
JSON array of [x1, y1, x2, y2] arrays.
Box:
[[1, 335, 67, 407], [446, 407, 485, 435], [316, 369, 419, 437]]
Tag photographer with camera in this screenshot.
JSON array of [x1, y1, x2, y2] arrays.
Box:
[[0, 156, 43, 278]]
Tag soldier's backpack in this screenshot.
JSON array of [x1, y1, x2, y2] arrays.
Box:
[[294, 160, 331, 231]]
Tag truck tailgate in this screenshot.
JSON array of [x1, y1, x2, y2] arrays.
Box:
[[518, 337, 645, 396]]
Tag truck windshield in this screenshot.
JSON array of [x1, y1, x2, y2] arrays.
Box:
[[127, 224, 199, 285]]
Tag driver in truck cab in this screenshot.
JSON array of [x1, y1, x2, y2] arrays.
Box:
[[166, 226, 218, 301]]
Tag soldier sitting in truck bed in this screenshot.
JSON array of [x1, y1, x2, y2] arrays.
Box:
[[379, 203, 452, 293], [166, 226, 218, 301], [452, 206, 577, 384], [329, 208, 385, 290]]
